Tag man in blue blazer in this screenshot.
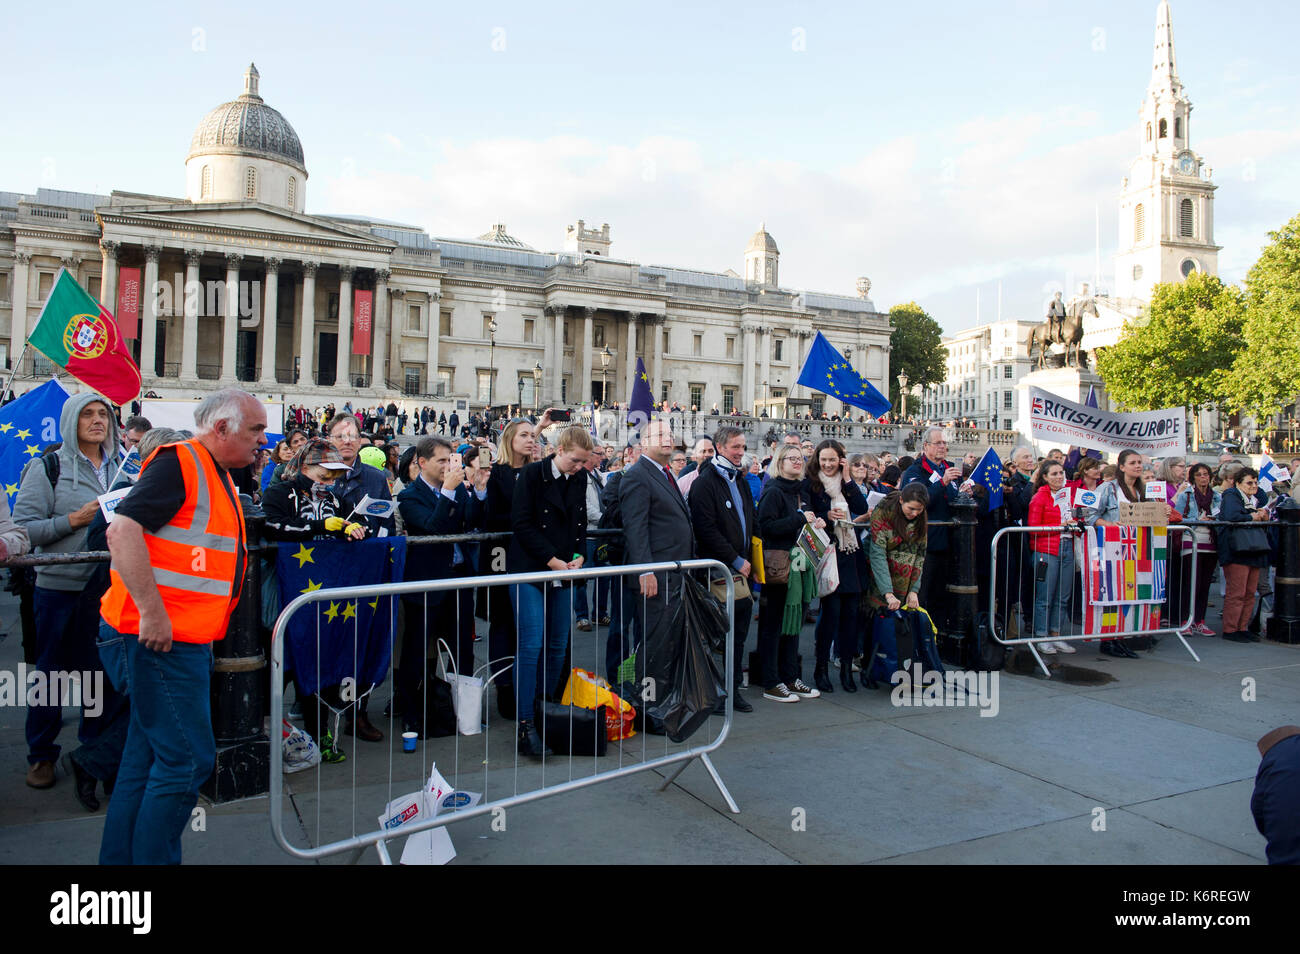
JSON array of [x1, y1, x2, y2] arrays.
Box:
[[395, 436, 490, 734]]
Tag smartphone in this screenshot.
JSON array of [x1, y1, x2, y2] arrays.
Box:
[[450, 453, 462, 469], [550, 408, 572, 422], [1035, 559, 1049, 583]]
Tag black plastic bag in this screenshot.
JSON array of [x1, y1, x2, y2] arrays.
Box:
[[533, 700, 607, 756], [650, 574, 728, 743]]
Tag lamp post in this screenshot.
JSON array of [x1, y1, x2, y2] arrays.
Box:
[[763, 379, 770, 415], [531, 361, 543, 413], [487, 317, 498, 410], [599, 345, 612, 407], [897, 370, 909, 421]]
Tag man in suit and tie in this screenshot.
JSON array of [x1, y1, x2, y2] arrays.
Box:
[[619, 419, 695, 704]]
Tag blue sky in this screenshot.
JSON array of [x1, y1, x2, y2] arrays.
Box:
[[5, 0, 1296, 334]]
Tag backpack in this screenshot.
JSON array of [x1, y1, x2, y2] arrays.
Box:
[[41, 452, 60, 490], [866, 607, 945, 688]]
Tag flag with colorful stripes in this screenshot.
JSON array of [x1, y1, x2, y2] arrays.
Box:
[[1081, 524, 1169, 636]]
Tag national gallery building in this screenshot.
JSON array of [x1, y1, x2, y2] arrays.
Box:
[[1, 65, 891, 415]]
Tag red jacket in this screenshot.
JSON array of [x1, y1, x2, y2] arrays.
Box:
[[1028, 485, 1069, 555]]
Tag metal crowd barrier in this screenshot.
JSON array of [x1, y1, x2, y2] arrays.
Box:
[[987, 522, 1232, 677], [268, 559, 737, 864]]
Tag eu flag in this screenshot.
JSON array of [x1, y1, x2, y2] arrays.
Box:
[[969, 446, 1004, 512], [276, 536, 408, 695], [0, 379, 70, 506], [627, 356, 654, 433], [796, 331, 891, 418]]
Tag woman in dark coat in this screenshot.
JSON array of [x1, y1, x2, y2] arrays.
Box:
[[804, 439, 869, 693], [1217, 467, 1271, 643]]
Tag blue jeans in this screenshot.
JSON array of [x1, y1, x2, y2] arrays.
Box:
[[26, 586, 117, 765], [100, 636, 214, 866], [509, 582, 572, 720], [1032, 547, 1075, 637]]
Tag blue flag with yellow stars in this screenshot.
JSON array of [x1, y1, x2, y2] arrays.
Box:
[[0, 378, 71, 506], [627, 355, 654, 432], [969, 446, 1004, 512], [796, 331, 892, 418], [276, 536, 408, 696]]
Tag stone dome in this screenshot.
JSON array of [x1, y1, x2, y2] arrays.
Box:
[[746, 222, 779, 254], [187, 64, 306, 174]]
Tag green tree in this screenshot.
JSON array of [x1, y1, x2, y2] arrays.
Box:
[[1094, 272, 1245, 449], [887, 302, 947, 414], [1226, 213, 1300, 425]]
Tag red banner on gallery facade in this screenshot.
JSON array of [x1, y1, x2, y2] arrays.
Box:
[[116, 267, 141, 339], [352, 289, 373, 355]]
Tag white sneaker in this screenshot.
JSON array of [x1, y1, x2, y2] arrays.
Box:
[[1053, 641, 1077, 654], [763, 683, 799, 703], [1037, 641, 1058, 654]]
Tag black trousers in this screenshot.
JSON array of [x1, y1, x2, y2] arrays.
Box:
[[395, 573, 476, 726], [815, 591, 859, 666], [917, 549, 946, 618], [757, 582, 801, 688]]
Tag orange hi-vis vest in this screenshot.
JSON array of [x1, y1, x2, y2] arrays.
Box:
[[101, 440, 247, 644]]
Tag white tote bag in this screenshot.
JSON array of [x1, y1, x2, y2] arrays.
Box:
[[437, 641, 513, 736]]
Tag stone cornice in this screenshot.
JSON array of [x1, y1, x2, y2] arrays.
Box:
[[97, 211, 395, 256]]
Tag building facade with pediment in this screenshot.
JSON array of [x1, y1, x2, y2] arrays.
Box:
[[0, 64, 891, 417]]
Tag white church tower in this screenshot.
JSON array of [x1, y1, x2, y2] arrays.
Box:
[[1113, 1, 1220, 305]]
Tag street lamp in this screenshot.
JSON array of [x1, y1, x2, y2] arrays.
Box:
[[487, 317, 498, 410], [599, 345, 612, 407], [763, 379, 770, 415], [897, 370, 909, 420], [531, 361, 542, 413]]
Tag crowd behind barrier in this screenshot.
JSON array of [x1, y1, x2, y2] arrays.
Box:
[[4, 395, 1299, 865]]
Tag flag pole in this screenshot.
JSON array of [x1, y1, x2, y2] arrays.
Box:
[[0, 343, 30, 407]]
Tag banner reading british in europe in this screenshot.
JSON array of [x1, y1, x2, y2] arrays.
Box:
[[1027, 385, 1186, 455]]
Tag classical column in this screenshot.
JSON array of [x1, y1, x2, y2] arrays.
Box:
[[299, 260, 318, 387], [220, 253, 242, 382], [181, 249, 201, 380], [759, 327, 772, 410], [580, 306, 595, 404], [424, 291, 441, 394], [547, 305, 565, 403], [795, 330, 812, 398], [388, 286, 404, 388], [139, 247, 160, 379], [624, 313, 639, 401], [98, 240, 120, 311], [650, 314, 665, 404], [336, 265, 353, 388], [259, 258, 280, 386], [741, 323, 757, 414], [371, 268, 390, 388], [10, 252, 30, 376]]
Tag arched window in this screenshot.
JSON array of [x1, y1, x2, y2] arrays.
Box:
[[1180, 198, 1194, 237], [1174, 117, 1182, 139], [1181, 259, 1197, 278], [1146, 123, 1152, 142], [201, 165, 212, 198], [1134, 203, 1146, 244], [245, 167, 257, 200], [287, 176, 296, 208], [1158, 119, 1168, 138]]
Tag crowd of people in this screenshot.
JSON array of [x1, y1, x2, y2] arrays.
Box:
[[7, 387, 1297, 863]]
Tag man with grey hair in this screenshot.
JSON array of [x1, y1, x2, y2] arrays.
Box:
[[900, 426, 962, 615], [99, 388, 265, 864]]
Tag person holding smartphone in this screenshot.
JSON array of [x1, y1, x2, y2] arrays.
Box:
[[1027, 460, 1076, 655]]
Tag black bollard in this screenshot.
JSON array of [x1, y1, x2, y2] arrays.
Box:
[[203, 504, 271, 802], [942, 492, 980, 664], [1268, 498, 1300, 644]]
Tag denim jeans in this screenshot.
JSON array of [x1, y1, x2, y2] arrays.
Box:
[[509, 582, 573, 720], [100, 637, 215, 866], [26, 586, 115, 765], [1032, 547, 1074, 637]]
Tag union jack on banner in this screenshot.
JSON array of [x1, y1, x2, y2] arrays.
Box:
[[1081, 525, 1169, 637]]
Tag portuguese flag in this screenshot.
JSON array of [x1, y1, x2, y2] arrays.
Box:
[[28, 268, 141, 405]]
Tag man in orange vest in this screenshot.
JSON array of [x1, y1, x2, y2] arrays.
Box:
[[99, 388, 266, 865]]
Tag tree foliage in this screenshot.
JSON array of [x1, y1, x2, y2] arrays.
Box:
[[1226, 212, 1300, 422], [1094, 272, 1245, 444], [887, 302, 947, 411]]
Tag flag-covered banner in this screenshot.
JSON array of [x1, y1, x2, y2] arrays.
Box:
[[1082, 524, 1168, 605], [0, 379, 70, 504], [28, 268, 141, 405], [1082, 601, 1162, 637], [277, 536, 408, 696], [1027, 385, 1185, 455]]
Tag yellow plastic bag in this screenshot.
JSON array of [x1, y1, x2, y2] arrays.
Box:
[[561, 668, 636, 740], [751, 536, 766, 584]]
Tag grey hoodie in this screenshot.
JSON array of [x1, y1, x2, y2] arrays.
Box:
[[12, 391, 121, 591]]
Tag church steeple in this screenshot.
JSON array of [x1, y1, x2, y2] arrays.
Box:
[[1139, 1, 1190, 159], [1148, 1, 1183, 100]]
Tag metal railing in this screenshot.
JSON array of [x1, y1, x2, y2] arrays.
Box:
[[268, 559, 738, 864]]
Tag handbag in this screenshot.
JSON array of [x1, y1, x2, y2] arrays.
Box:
[[1231, 524, 1271, 556], [763, 548, 790, 584], [816, 550, 840, 597], [437, 640, 512, 737], [532, 700, 608, 756], [710, 572, 752, 604]]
